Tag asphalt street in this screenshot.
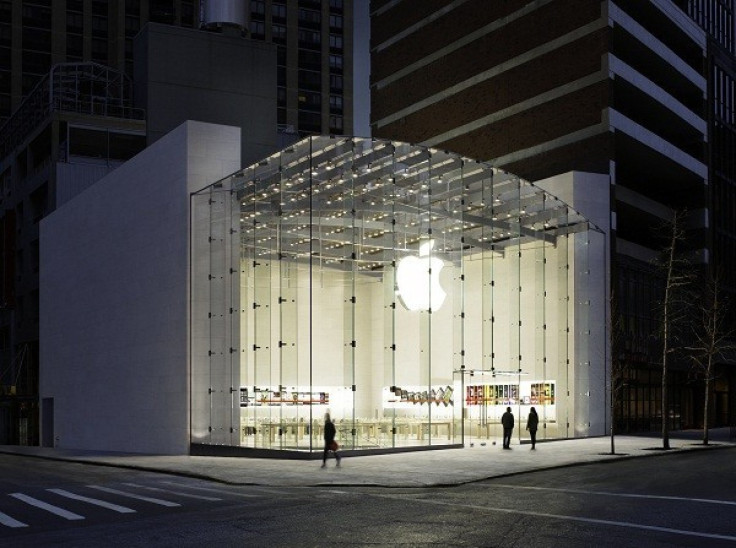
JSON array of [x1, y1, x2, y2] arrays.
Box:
[[0, 449, 734, 547]]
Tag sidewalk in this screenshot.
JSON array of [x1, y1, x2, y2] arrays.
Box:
[[1, 429, 733, 488]]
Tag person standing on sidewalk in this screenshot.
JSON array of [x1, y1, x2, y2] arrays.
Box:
[[526, 407, 539, 450], [501, 406, 514, 449], [321, 413, 341, 468]]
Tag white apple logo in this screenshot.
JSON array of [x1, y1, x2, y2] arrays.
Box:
[[396, 239, 446, 311]]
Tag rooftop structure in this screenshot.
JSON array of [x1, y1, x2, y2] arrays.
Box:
[[0, 62, 143, 159]]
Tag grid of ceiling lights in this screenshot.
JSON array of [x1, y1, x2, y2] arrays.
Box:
[[228, 137, 589, 271]]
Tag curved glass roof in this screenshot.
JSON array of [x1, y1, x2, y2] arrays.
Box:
[[197, 136, 595, 270]]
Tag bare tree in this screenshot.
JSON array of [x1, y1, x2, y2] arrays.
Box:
[[609, 289, 627, 455], [686, 271, 735, 445], [654, 210, 693, 450]]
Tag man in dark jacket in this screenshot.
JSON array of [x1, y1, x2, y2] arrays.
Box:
[[526, 406, 539, 450], [322, 413, 341, 468], [501, 406, 514, 449]]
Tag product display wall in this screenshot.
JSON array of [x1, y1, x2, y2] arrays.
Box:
[[191, 136, 606, 454]]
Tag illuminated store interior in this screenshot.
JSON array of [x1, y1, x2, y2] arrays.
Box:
[[191, 136, 607, 454]]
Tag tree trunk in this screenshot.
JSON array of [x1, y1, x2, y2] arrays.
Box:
[[610, 393, 616, 455], [661, 216, 678, 451], [703, 359, 711, 446], [662, 288, 671, 450]]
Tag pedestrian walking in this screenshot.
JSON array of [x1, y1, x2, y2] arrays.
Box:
[[501, 406, 514, 449], [321, 413, 341, 468], [526, 406, 539, 450]]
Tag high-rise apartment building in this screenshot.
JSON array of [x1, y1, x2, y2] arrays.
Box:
[[0, 0, 353, 136], [674, 0, 736, 327], [371, 0, 736, 433]]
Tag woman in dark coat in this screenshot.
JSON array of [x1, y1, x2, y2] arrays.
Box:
[[526, 407, 539, 450], [322, 413, 341, 468]]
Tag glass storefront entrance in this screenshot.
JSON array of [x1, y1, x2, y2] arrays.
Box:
[[191, 136, 606, 454]]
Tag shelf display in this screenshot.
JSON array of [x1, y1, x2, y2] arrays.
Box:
[[240, 386, 330, 407], [465, 381, 556, 407], [530, 382, 555, 405], [384, 385, 455, 408]]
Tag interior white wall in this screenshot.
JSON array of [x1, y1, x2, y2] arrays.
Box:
[[234, 233, 601, 431], [41, 121, 240, 454]]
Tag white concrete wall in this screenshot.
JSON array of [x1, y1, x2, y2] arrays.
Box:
[[40, 121, 240, 454], [55, 162, 120, 207], [536, 171, 611, 436]]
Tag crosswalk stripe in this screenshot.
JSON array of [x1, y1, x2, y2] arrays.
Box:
[[158, 481, 259, 498], [121, 483, 222, 501], [47, 488, 137, 513], [86, 486, 181, 507], [10, 493, 85, 520], [0, 510, 28, 528]]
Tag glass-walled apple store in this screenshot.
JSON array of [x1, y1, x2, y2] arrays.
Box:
[[190, 136, 607, 455]]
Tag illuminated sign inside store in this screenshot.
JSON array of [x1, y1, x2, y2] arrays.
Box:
[[396, 239, 446, 311]]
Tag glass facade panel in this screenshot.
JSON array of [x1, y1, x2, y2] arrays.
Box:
[[191, 137, 606, 455]]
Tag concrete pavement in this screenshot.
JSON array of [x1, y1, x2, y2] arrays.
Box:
[[1, 429, 733, 488]]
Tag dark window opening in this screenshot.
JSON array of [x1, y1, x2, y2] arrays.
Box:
[[298, 69, 321, 92], [298, 110, 321, 133], [150, 0, 175, 24]]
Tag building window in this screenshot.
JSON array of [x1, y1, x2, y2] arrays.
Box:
[[125, 0, 140, 16], [0, 1, 8, 26], [0, 92, 10, 121], [0, 69, 9, 93], [329, 14, 343, 30], [272, 2, 286, 21], [329, 34, 343, 52], [298, 8, 321, 28], [298, 29, 321, 50], [181, 1, 195, 27], [272, 24, 286, 45], [329, 74, 343, 93], [250, 0, 265, 17], [329, 54, 343, 73], [22, 27, 51, 51], [298, 90, 321, 111], [150, 0, 175, 25], [330, 95, 343, 114], [298, 69, 321, 91], [125, 15, 140, 37], [250, 21, 265, 39], [66, 34, 83, 58], [91, 15, 108, 37], [298, 110, 321, 132], [298, 49, 321, 71], [22, 50, 50, 75], [22, 72, 40, 93], [66, 11, 83, 34], [91, 0, 107, 16], [91, 37, 107, 62], [22, 4, 51, 28]]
